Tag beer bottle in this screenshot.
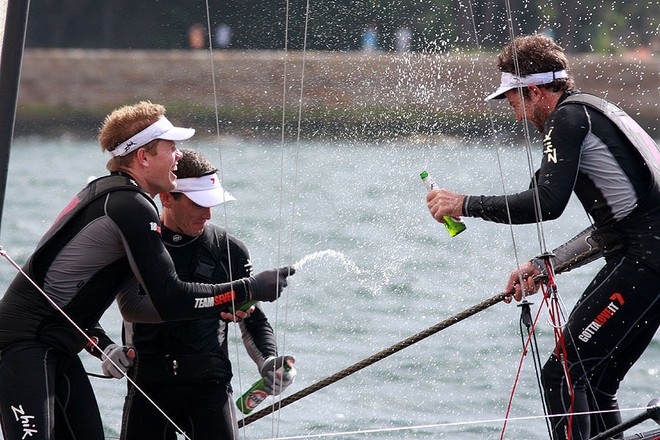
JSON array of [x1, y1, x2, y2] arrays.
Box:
[[236, 357, 294, 414], [420, 171, 466, 237]]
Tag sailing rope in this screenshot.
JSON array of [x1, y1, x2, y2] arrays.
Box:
[[462, 0, 582, 436], [269, 0, 311, 436], [239, 291, 510, 427], [245, 404, 657, 440], [490, 0, 607, 433], [196, 1, 254, 437], [0, 247, 194, 440], [198, 0, 311, 436], [238, 404, 658, 440]]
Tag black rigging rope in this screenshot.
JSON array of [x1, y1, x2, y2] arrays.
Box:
[[239, 291, 510, 427]]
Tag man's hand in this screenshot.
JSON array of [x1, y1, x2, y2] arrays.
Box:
[[426, 189, 465, 223], [248, 267, 295, 302], [505, 261, 542, 302], [101, 344, 136, 379], [220, 304, 256, 322], [259, 356, 297, 396]]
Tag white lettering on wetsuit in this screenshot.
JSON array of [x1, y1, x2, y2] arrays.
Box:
[[194, 290, 236, 308], [578, 293, 625, 342], [11, 405, 38, 438], [543, 127, 558, 164]]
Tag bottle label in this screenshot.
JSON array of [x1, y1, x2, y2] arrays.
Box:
[[245, 389, 268, 410]]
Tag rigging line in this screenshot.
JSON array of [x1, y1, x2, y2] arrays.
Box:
[[248, 406, 655, 440], [541, 258, 581, 439], [502, 0, 551, 285], [199, 1, 249, 433], [267, 0, 296, 436], [272, 0, 312, 435], [519, 299, 554, 438], [463, 0, 525, 287], [464, 1, 553, 435], [502, 0, 549, 257], [493, 2, 559, 436], [548, 285, 610, 434], [0, 246, 193, 440], [462, 10, 545, 394], [499, 294, 549, 440], [239, 292, 511, 427]]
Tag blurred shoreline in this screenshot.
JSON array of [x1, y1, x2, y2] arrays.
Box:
[[15, 49, 659, 140]]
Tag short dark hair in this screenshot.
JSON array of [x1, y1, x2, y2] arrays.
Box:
[[498, 34, 574, 95], [174, 149, 217, 179]]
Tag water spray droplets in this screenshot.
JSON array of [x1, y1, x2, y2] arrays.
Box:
[[292, 249, 399, 297], [293, 249, 364, 274]]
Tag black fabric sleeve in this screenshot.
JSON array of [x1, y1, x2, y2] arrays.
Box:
[[224, 231, 278, 363], [106, 192, 251, 321], [532, 225, 625, 275], [84, 322, 115, 359], [464, 105, 590, 224]]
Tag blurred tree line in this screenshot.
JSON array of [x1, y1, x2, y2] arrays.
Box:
[[26, 0, 658, 53]]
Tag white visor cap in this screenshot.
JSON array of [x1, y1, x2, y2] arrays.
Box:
[[172, 173, 236, 208], [111, 116, 195, 157], [485, 70, 568, 101]]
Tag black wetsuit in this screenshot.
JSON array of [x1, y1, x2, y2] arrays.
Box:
[[0, 174, 253, 440], [119, 224, 276, 440], [464, 91, 660, 440]]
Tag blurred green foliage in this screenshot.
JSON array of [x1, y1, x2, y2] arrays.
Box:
[[26, 0, 658, 53]]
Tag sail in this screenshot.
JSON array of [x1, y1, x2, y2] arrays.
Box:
[[0, 0, 29, 238], [0, 0, 7, 52]]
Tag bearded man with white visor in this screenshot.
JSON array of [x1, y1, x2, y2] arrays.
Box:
[[0, 101, 294, 440], [426, 34, 660, 440]]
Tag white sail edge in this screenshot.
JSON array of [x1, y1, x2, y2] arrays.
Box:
[[0, 0, 7, 59]]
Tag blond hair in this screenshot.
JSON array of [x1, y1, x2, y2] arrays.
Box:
[[99, 101, 166, 172]]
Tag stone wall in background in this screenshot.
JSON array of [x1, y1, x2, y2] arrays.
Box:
[[16, 49, 659, 139]]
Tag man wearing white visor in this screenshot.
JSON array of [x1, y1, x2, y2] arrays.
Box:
[[0, 102, 294, 440], [112, 149, 297, 440], [426, 34, 660, 440]]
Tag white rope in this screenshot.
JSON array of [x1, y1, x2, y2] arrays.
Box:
[[460, 0, 558, 437], [268, 0, 311, 435], [252, 405, 655, 439], [0, 246, 193, 440], [197, 2, 252, 437], [462, 0, 527, 286]]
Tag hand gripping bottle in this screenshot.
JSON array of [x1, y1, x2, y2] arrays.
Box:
[[229, 300, 257, 314], [236, 356, 294, 415], [420, 171, 466, 237]]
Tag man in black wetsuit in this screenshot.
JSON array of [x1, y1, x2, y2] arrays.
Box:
[[105, 149, 296, 439], [426, 34, 660, 440], [0, 102, 294, 440]]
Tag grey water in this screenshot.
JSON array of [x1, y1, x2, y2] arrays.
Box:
[[0, 136, 658, 440]]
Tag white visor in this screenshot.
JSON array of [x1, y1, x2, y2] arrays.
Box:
[[485, 70, 569, 101], [171, 173, 236, 207], [110, 116, 195, 157]]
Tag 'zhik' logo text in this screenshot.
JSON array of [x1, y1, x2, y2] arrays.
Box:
[[543, 127, 557, 164], [11, 405, 38, 438]]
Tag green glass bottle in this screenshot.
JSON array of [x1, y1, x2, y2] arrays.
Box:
[[236, 357, 294, 415], [420, 171, 466, 237], [229, 300, 257, 314]]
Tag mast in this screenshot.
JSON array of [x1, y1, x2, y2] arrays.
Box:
[[0, 0, 30, 237]]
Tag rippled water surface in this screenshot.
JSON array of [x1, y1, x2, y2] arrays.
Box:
[[0, 137, 657, 439]]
